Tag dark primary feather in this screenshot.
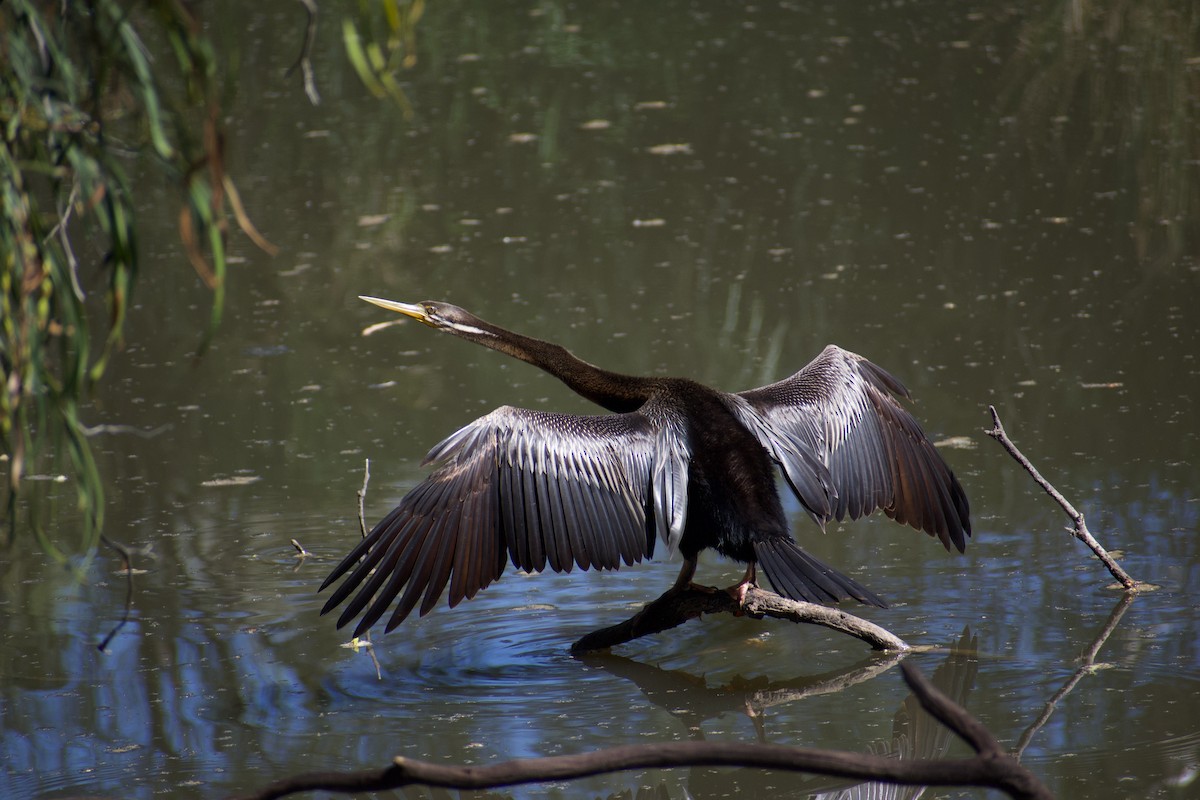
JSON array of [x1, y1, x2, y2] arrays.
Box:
[[322, 299, 971, 634]]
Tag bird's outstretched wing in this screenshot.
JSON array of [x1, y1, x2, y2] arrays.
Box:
[[738, 345, 970, 551], [320, 403, 690, 635]]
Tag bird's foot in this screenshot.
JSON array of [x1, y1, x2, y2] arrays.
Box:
[[726, 582, 752, 605], [724, 577, 759, 615], [724, 562, 758, 612]]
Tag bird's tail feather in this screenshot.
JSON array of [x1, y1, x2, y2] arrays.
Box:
[[754, 539, 887, 608]]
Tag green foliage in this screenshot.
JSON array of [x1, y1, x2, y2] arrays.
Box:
[[343, 0, 425, 115], [0, 0, 233, 553]]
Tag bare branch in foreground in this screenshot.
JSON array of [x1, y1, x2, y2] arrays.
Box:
[[228, 663, 1052, 800], [571, 583, 909, 653], [985, 405, 1144, 591]]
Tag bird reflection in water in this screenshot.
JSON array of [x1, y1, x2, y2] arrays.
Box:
[[321, 298, 971, 636]]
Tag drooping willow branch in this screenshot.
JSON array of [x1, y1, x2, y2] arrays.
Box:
[[985, 405, 1143, 591], [571, 583, 909, 653], [228, 662, 1052, 800]]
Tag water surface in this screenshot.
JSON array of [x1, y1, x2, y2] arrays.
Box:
[[3, 3, 1198, 799]]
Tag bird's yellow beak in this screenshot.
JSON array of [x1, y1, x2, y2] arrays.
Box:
[[359, 296, 432, 325]]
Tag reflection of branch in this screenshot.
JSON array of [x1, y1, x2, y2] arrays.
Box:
[[96, 534, 135, 652], [287, 0, 321, 105], [986, 405, 1143, 590], [746, 653, 906, 713], [230, 663, 1052, 800], [1014, 592, 1134, 758], [579, 649, 907, 737], [571, 584, 908, 654]]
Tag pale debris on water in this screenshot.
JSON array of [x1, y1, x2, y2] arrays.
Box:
[[647, 143, 692, 155], [200, 475, 261, 487], [362, 320, 405, 337]]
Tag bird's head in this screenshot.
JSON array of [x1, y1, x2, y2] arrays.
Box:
[[359, 296, 493, 338]]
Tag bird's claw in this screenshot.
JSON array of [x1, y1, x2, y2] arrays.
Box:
[[724, 579, 758, 615]]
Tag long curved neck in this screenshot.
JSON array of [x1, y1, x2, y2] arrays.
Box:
[[458, 322, 653, 413]]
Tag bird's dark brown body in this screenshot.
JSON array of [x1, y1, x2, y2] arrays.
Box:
[[321, 298, 969, 635], [670, 382, 788, 561]]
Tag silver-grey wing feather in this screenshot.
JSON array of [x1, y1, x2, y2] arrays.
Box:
[[320, 401, 691, 635], [738, 345, 970, 551]]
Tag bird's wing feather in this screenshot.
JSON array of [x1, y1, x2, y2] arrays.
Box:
[[320, 402, 690, 635], [738, 345, 970, 551], [650, 414, 691, 553], [721, 393, 833, 524]]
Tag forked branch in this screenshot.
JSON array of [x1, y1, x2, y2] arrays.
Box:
[[985, 405, 1143, 591], [228, 663, 1051, 800]]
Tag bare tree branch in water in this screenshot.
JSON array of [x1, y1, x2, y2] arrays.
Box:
[[228, 663, 1052, 800], [985, 405, 1145, 591], [571, 583, 909, 653]]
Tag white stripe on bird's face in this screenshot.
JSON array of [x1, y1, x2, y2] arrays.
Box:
[[445, 321, 491, 337]]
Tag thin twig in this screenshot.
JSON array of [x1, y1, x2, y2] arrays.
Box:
[[97, 534, 135, 652], [571, 584, 909, 653], [49, 180, 84, 301], [985, 405, 1142, 591], [228, 664, 1051, 800], [350, 457, 376, 666], [356, 458, 370, 538]]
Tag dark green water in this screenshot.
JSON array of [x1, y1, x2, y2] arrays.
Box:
[[3, 3, 1199, 798]]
